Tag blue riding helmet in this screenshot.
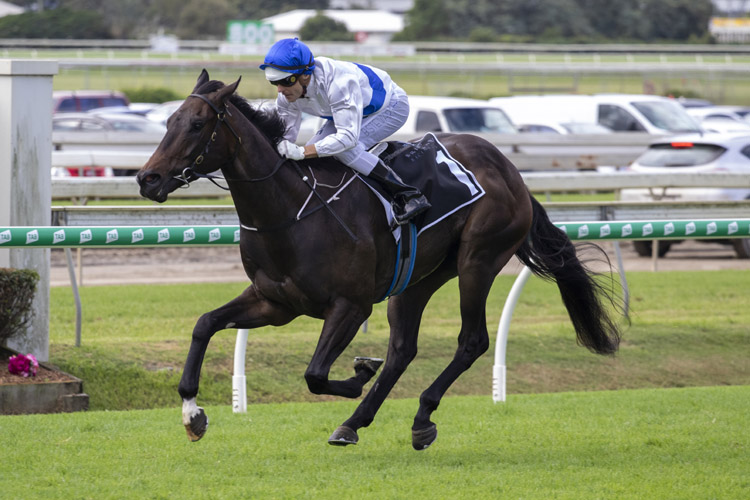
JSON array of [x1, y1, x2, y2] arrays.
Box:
[[259, 38, 315, 79]]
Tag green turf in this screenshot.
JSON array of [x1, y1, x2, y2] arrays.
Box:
[[46, 270, 750, 411], [1, 386, 747, 499]]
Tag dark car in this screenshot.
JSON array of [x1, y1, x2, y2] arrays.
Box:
[[52, 90, 130, 113]]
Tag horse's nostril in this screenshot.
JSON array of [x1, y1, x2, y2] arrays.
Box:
[[143, 173, 160, 184]]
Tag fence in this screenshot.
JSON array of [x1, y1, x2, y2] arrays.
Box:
[[3, 216, 750, 412], [51, 131, 656, 173]]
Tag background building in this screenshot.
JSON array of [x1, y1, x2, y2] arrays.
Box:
[[262, 9, 404, 45], [0, 0, 23, 18]]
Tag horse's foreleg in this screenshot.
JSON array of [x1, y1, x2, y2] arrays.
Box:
[[329, 266, 455, 447], [179, 285, 297, 441], [303, 297, 371, 398]]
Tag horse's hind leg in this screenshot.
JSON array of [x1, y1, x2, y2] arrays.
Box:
[[180, 285, 297, 441], [412, 245, 519, 450], [329, 265, 456, 446]]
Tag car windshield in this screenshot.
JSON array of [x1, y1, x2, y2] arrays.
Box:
[[637, 143, 726, 167], [631, 101, 702, 133], [443, 108, 516, 133]]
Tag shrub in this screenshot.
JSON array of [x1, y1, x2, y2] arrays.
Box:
[[121, 87, 182, 104], [0, 268, 39, 345]]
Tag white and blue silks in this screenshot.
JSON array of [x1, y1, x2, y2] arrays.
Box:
[[275, 56, 409, 176]]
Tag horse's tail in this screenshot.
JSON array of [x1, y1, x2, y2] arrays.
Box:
[[515, 195, 622, 355]]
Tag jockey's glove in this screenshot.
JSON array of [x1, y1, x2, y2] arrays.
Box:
[[277, 140, 305, 160]]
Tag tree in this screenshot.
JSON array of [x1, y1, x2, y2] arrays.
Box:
[[176, 0, 234, 39], [299, 12, 355, 42], [0, 7, 110, 38], [641, 0, 714, 41], [392, 0, 451, 41]]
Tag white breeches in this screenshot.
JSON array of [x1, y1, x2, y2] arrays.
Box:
[[307, 89, 410, 175]]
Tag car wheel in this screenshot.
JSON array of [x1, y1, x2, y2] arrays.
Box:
[[732, 238, 750, 259], [632, 240, 672, 257]]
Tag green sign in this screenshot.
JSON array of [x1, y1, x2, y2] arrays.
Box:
[[226, 20, 274, 45]]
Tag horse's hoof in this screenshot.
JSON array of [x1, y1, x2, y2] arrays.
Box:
[[328, 425, 359, 446], [185, 407, 209, 442], [353, 356, 384, 377], [412, 423, 437, 450]]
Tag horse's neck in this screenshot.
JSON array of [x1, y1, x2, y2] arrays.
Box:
[[221, 119, 307, 229]]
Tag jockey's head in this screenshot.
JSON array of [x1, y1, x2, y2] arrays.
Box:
[[260, 38, 315, 88]]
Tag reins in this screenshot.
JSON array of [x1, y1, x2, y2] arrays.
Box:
[[178, 92, 358, 241]]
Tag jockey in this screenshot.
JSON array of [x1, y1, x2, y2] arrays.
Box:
[[260, 37, 430, 225]]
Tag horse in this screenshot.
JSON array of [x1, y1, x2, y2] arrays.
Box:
[[136, 70, 622, 450]]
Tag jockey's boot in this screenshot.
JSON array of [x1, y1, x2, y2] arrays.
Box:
[[368, 161, 431, 225]]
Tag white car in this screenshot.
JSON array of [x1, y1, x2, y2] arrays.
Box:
[[490, 94, 702, 135], [398, 95, 517, 135], [145, 100, 184, 126], [621, 133, 750, 258], [684, 107, 750, 134], [295, 95, 518, 143], [517, 121, 612, 134]]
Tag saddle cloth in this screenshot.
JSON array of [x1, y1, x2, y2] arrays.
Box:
[[362, 132, 486, 240]]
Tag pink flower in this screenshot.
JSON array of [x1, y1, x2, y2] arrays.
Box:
[[7, 353, 38, 378]]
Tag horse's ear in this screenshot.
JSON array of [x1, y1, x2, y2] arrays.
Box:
[[216, 76, 241, 104], [192, 69, 210, 93]]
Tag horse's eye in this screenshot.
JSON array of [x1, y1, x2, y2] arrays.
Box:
[[192, 121, 204, 131]]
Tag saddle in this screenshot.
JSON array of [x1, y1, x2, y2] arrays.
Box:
[[365, 132, 485, 236], [364, 133, 486, 300]]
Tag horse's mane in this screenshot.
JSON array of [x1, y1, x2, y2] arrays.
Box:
[[196, 80, 288, 147]]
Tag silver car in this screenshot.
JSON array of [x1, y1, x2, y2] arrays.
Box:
[[621, 133, 750, 258]]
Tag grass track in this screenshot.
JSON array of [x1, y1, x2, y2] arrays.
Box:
[[47, 270, 750, 411], [1, 386, 747, 499]]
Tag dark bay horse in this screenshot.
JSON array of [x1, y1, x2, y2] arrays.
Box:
[[137, 70, 621, 450]]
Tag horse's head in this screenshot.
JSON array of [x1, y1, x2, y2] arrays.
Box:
[[137, 69, 241, 203]]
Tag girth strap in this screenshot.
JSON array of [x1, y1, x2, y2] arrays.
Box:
[[378, 222, 417, 301]]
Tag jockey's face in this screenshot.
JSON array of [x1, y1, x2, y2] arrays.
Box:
[[276, 74, 310, 102]]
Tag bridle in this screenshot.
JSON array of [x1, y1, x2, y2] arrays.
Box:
[[173, 93, 285, 189], [173, 92, 358, 241]]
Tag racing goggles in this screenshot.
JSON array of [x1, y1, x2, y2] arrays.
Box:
[[269, 74, 299, 87]]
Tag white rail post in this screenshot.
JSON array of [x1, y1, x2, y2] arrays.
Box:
[[493, 265, 533, 403], [0, 59, 58, 361], [232, 329, 249, 413]]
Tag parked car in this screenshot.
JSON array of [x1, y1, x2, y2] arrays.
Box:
[[517, 121, 613, 134], [400, 95, 517, 135], [268, 95, 518, 143], [684, 106, 750, 134], [52, 90, 130, 113], [88, 103, 159, 116], [53, 112, 167, 134], [145, 100, 184, 126], [621, 133, 750, 258], [52, 113, 166, 177], [490, 94, 703, 134]]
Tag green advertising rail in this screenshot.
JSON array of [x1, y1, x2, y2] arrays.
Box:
[[0, 225, 240, 247], [2, 219, 750, 247]]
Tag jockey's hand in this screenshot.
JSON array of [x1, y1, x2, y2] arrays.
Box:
[[277, 140, 305, 160]]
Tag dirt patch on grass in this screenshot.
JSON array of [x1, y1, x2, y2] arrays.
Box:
[[509, 354, 749, 394]]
